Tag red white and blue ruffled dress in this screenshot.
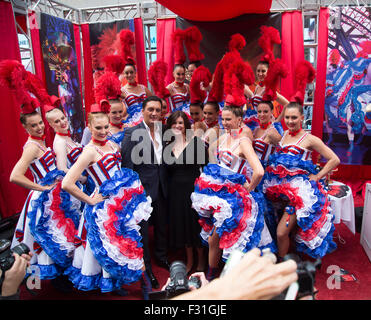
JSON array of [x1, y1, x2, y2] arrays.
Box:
[[11, 141, 68, 279], [253, 127, 280, 241], [122, 85, 147, 128], [262, 132, 337, 258], [191, 135, 275, 261], [30, 140, 84, 273], [64, 142, 152, 292], [168, 83, 191, 118]]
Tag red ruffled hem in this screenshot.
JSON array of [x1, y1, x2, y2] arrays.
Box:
[[103, 186, 144, 259], [50, 182, 78, 242]]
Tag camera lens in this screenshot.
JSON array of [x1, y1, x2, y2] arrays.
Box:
[[12, 243, 30, 256]]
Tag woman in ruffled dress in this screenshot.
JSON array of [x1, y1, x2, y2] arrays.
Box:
[[62, 73, 153, 298], [191, 105, 275, 281], [262, 102, 339, 260]]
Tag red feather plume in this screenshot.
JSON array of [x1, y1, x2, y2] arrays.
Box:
[[0, 60, 37, 113], [262, 58, 288, 101], [119, 29, 135, 65], [228, 33, 246, 52], [103, 55, 126, 75], [148, 60, 170, 99], [290, 60, 316, 105], [190, 65, 212, 104], [184, 26, 205, 63], [224, 59, 254, 107], [172, 29, 186, 65], [94, 71, 122, 105], [258, 26, 281, 64]]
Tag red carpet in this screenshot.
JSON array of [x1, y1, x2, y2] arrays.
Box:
[[19, 223, 371, 300], [315, 222, 371, 300]]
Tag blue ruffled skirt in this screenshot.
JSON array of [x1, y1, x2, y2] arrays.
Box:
[[11, 169, 77, 279], [263, 153, 337, 258], [64, 168, 152, 292], [191, 163, 276, 261]]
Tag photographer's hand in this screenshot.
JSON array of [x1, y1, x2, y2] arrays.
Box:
[[173, 248, 298, 300], [188, 272, 209, 290], [1, 253, 29, 297]]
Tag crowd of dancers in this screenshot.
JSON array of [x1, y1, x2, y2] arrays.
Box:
[[0, 25, 340, 299]]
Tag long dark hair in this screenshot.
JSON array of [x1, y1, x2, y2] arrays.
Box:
[[165, 110, 192, 131]]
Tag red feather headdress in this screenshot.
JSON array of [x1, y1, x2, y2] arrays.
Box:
[[190, 65, 212, 104], [94, 71, 122, 112], [148, 60, 170, 99], [172, 29, 187, 65], [0, 60, 40, 114], [262, 58, 288, 101], [290, 61, 316, 105], [258, 26, 281, 64], [184, 26, 205, 64]]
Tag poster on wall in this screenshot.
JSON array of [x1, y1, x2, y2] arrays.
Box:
[[39, 13, 84, 142], [323, 6, 371, 165], [88, 20, 134, 87]]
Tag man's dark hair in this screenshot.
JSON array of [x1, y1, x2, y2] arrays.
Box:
[[142, 95, 163, 110]]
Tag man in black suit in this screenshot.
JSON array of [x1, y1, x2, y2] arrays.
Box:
[[121, 96, 169, 288]]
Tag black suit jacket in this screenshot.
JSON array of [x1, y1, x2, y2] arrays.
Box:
[[121, 121, 168, 202]]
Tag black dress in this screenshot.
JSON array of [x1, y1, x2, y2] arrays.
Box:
[[166, 136, 208, 249]]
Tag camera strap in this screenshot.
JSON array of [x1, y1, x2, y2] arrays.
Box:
[[0, 270, 5, 295]]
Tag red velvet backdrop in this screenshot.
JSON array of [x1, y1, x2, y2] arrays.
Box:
[[0, 1, 29, 218]]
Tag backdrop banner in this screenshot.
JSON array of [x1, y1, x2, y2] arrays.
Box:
[[39, 13, 85, 142], [322, 6, 371, 166]]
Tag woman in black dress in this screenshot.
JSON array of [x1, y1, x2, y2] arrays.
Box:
[[164, 111, 208, 273]]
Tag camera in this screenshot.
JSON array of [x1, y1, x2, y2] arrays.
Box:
[[0, 239, 30, 272], [282, 254, 321, 299], [165, 261, 201, 298], [148, 261, 202, 300], [221, 249, 321, 300]]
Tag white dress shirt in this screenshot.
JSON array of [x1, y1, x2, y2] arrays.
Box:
[[143, 120, 163, 164]]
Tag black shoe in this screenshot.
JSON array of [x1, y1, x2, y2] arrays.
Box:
[[155, 257, 170, 270], [146, 270, 159, 289]]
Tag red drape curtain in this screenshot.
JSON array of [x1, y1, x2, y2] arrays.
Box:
[[81, 24, 93, 122], [0, 1, 29, 218], [312, 7, 329, 163], [280, 10, 304, 113], [156, 18, 176, 85], [134, 18, 147, 86]]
